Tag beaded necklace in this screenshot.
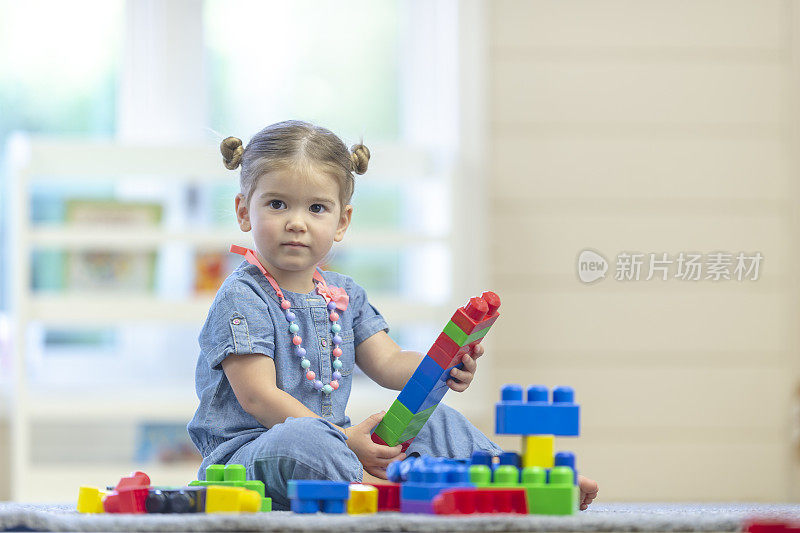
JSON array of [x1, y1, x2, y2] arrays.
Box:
[[230, 245, 346, 395]]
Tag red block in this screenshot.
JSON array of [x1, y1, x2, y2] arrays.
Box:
[[433, 488, 528, 515], [115, 471, 150, 491], [371, 433, 388, 446], [428, 333, 470, 369], [104, 487, 149, 514], [400, 438, 413, 453], [746, 521, 800, 533], [450, 292, 501, 335], [374, 483, 400, 512]]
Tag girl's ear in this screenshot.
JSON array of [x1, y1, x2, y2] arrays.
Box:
[[235, 193, 251, 232], [334, 204, 353, 242]]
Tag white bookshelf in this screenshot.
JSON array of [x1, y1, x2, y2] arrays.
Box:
[[4, 135, 461, 502]]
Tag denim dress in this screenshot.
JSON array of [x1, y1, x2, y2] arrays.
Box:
[[187, 260, 502, 510]]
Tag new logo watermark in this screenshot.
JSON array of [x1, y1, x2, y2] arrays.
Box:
[[577, 249, 762, 284]]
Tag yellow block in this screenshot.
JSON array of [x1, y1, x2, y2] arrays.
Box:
[[522, 435, 554, 468], [77, 486, 105, 513], [206, 486, 261, 513], [347, 484, 378, 514]]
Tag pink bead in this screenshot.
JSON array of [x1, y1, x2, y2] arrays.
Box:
[[332, 347, 343, 357], [306, 371, 315, 380], [330, 380, 339, 390], [292, 335, 302, 345], [329, 312, 339, 321], [281, 300, 291, 310]]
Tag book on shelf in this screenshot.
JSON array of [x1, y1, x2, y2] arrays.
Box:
[[64, 199, 163, 292]]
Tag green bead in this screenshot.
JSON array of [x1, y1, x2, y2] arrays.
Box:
[[331, 323, 341, 333], [469, 464, 491, 485], [301, 359, 310, 369], [332, 359, 343, 370], [323, 384, 333, 394], [289, 323, 299, 334]]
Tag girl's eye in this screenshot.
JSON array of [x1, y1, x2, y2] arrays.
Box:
[[309, 204, 326, 214], [268, 200, 285, 209]]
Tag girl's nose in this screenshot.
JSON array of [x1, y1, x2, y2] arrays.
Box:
[[285, 213, 307, 232]]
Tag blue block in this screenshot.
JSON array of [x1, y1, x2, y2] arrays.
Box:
[[321, 499, 346, 513], [287, 480, 349, 500], [470, 451, 493, 467], [495, 384, 580, 436], [412, 355, 447, 390], [397, 378, 430, 413], [401, 482, 472, 501], [290, 499, 319, 513], [400, 498, 435, 514], [419, 384, 449, 412], [555, 451, 578, 485]]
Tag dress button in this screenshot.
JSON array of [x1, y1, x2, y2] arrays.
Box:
[[232, 318, 241, 325], [321, 339, 327, 347]]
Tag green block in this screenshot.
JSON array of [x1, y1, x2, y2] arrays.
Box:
[[473, 465, 578, 516], [189, 464, 272, 512], [380, 410, 407, 437], [442, 320, 469, 346], [466, 324, 492, 344], [373, 420, 401, 446], [526, 484, 579, 515], [387, 399, 414, 426], [442, 321, 493, 347], [398, 405, 437, 442]]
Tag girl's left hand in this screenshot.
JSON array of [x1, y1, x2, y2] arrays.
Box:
[[447, 343, 484, 392]]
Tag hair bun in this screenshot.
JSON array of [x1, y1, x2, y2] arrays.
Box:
[[221, 136, 244, 170], [350, 144, 370, 175]]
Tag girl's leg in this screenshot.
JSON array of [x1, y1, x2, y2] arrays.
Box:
[[405, 403, 504, 458], [227, 417, 362, 510]]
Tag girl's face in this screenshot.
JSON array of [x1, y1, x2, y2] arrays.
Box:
[[235, 167, 352, 290]]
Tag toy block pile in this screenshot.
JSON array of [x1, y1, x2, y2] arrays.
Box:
[[385, 456, 474, 514], [371, 291, 501, 452], [77, 464, 271, 514]]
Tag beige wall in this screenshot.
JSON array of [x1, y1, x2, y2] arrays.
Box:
[[487, 0, 800, 501]]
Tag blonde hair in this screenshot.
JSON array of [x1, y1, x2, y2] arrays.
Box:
[[220, 120, 369, 207]]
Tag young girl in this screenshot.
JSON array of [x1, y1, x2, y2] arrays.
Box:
[[187, 120, 598, 511]]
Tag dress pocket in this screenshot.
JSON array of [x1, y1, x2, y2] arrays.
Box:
[[338, 329, 355, 377]]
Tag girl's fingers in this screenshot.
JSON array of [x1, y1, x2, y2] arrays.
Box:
[[450, 366, 474, 385], [461, 354, 477, 373], [374, 445, 405, 459]]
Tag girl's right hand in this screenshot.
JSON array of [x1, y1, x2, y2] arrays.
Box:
[[344, 411, 406, 479]]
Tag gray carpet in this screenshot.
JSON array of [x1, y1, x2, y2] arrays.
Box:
[[1, 503, 799, 532]]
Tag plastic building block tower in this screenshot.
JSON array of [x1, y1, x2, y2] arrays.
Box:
[[467, 459, 578, 516], [372, 291, 501, 451], [490, 384, 582, 515], [189, 463, 272, 512]]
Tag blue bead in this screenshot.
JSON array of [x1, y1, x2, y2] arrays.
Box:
[[313, 380, 323, 390], [289, 323, 299, 334], [332, 335, 342, 345], [331, 323, 341, 333], [294, 346, 306, 358], [332, 359, 343, 370], [327, 301, 337, 311], [284, 311, 296, 322], [332, 371, 341, 381]]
